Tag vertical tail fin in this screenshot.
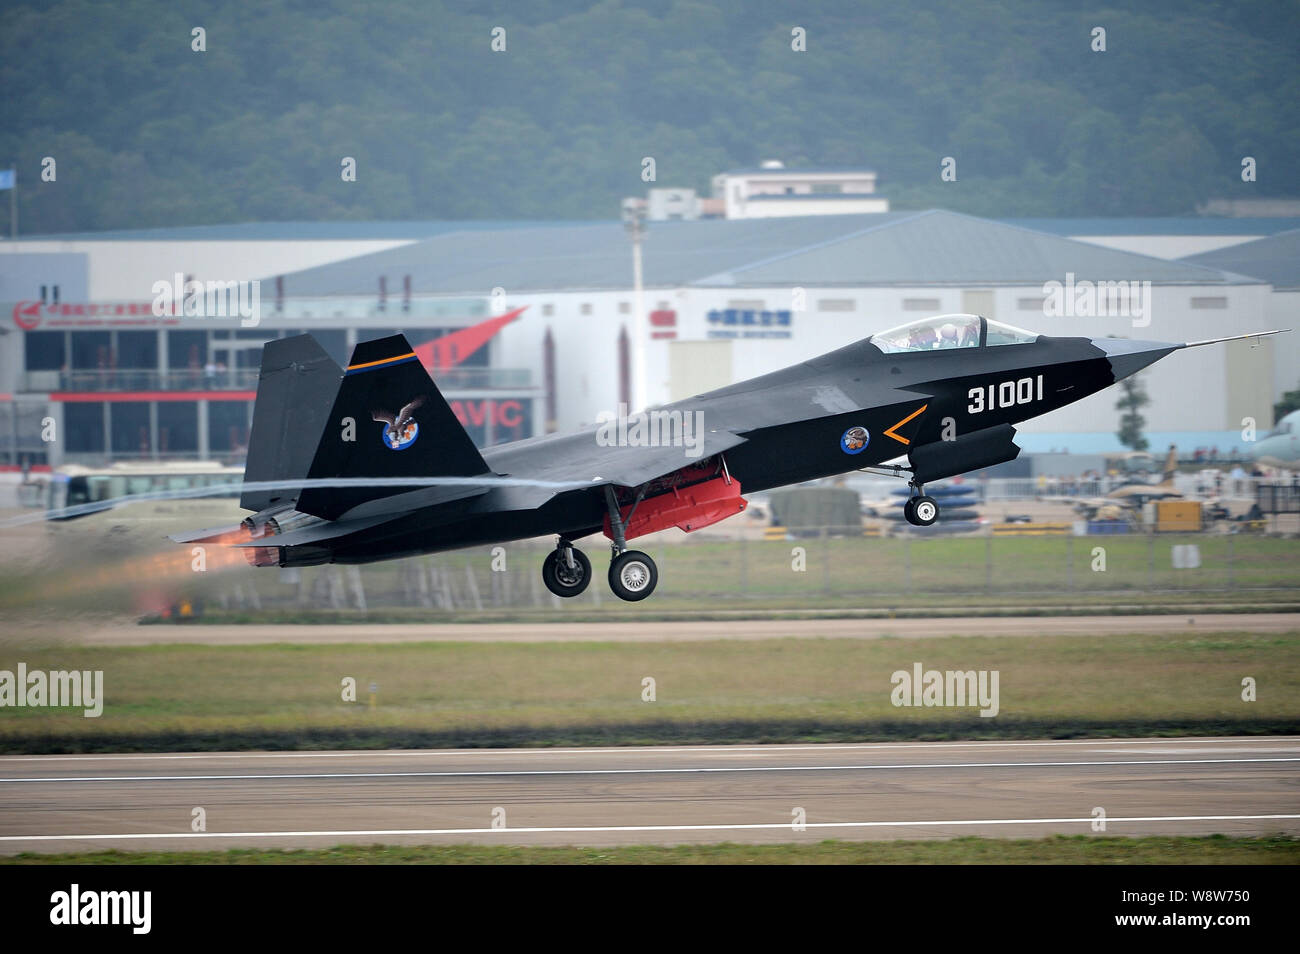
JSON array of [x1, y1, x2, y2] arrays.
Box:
[[296, 334, 491, 519], [1161, 444, 1179, 484], [240, 335, 341, 512]]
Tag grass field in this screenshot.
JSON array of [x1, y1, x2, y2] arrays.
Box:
[[4, 835, 1296, 865], [2, 630, 1295, 751]]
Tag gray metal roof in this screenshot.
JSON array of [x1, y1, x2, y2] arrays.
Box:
[[279, 214, 921, 295], [999, 217, 1300, 236], [694, 210, 1250, 287], [1179, 229, 1300, 290], [222, 210, 1260, 296], [13, 220, 583, 242]]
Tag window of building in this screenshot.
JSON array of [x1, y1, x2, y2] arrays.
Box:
[[542, 304, 554, 316], [24, 331, 65, 371], [580, 303, 592, 316], [903, 298, 941, 312], [71, 331, 112, 369], [209, 401, 251, 453], [110, 403, 151, 455], [817, 299, 855, 312], [64, 403, 105, 453], [618, 302, 630, 314], [1191, 297, 1228, 309], [167, 331, 208, 371], [157, 402, 198, 453], [116, 331, 158, 369]]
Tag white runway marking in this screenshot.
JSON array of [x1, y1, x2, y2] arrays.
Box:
[[3, 814, 1298, 843], [0, 737, 1291, 762], [4, 756, 1298, 783]]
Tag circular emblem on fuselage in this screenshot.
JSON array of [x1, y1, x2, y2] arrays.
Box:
[[840, 425, 869, 455], [382, 420, 419, 450]]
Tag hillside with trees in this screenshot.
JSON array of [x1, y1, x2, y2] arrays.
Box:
[[2, 0, 1297, 232]]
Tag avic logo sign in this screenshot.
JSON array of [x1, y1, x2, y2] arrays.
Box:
[[12, 301, 43, 330]]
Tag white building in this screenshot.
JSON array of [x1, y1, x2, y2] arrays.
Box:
[[1181, 229, 1300, 401], [710, 161, 889, 219], [0, 210, 1282, 466]]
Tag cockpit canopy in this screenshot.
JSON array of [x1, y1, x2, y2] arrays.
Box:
[[868, 314, 1040, 353]]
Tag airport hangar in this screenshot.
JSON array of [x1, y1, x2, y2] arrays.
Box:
[[0, 209, 1287, 469]]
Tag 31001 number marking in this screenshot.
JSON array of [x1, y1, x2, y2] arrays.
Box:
[[968, 374, 1043, 414]]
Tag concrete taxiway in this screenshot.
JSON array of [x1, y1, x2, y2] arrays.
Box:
[[34, 612, 1300, 646], [0, 737, 1296, 853]]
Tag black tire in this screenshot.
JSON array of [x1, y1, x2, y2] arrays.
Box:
[[902, 497, 918, 525], [608, 550, 658, 601], [542, 547, 591, 597], [911, 495, 939, 526]]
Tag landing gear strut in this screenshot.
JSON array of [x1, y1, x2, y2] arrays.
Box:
[[903, 481, 940, 527], [603, 485, 658, 601], [542, 539, 591, 597]]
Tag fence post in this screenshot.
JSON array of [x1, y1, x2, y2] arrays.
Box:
[[1228, 532, 1235, 590], [740, 533, 748, 595], [821, 526, 830, 595], [1066, 533, 1074, 591], [1147, 530, 1155, 591], [985, 532, 992, 594], [904, 532, 912, 596]]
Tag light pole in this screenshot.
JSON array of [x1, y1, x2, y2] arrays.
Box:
[[621, 198, 647, 413]]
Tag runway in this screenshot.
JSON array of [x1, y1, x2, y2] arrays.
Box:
[[40, 612, 1300, 646], [1, 737, 1297, 853]]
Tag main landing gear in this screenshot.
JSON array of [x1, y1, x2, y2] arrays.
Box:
[[903, 482, 940, 527], [603, 485, 658, 601], [539, 486, 660, 601]]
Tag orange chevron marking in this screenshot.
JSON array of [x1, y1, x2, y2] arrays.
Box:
[[883, 404, 928, 445]]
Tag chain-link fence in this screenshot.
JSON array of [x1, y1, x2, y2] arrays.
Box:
[[175, 529, 1299, 616]]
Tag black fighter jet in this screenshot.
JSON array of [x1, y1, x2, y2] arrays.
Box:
[[175, 314, 1284, 601]]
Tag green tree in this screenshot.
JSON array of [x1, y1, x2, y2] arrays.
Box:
[[1274, 383, 1300, 422], [1116, 375, 1151, 452]]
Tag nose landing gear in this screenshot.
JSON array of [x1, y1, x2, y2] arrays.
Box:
[[903, 481, 940, 527], [541, 540, 591, 597]]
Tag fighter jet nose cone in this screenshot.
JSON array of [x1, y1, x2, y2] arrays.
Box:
[[1091, 337, 1179, 382]]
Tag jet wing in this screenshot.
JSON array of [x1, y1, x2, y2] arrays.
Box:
[[480, 428, 750, 511]]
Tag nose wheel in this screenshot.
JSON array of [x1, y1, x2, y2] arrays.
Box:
[[542, 541, 591, 597], [903, 483, 940, 527]]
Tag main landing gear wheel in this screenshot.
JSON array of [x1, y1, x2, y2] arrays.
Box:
[[542, 545, 591, 598], [903, 494, 940, 527], [608, 550, 658, 601]]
